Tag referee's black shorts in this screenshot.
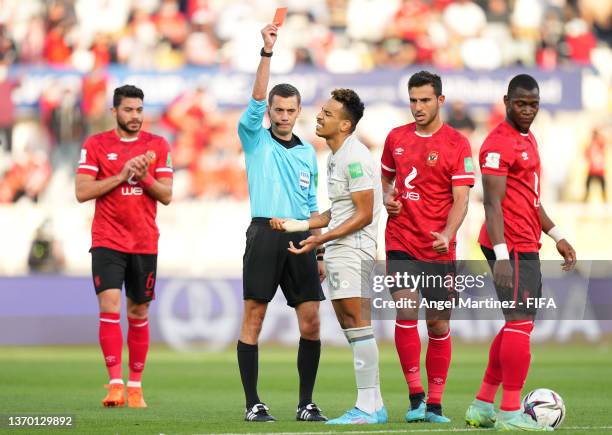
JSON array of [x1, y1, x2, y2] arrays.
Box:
[[243, 218, 324, 307], [481, 245, 542, 316]]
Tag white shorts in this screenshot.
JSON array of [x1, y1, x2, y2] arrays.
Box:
[[324, 244, 376, 300]]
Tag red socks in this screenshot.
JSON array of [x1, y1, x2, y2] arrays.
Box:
[[99, 312, 123, 381], [425, 330, 451, 405], [476, 320, 534, 410], [499, 321, 533, 411], [127, 317, 150, 383], [476, 320, 533, 411], [395, 321, 453, 405], [395, 320, 424, 395], [476, 326, 504, 403], [99, 313, 150, 384]]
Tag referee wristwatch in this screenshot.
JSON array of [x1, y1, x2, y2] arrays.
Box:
[[260, 47, 273, 57]]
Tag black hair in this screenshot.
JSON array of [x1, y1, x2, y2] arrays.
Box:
[[268, 83, 301, 106], [331, 88, 364, 133], [113, 85, 144, 108], [408, 70, 442, 97], [507, 74, 539, 98]]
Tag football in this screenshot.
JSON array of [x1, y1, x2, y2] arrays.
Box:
[[523, 388, 566, 428]]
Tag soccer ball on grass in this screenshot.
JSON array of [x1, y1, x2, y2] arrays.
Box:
[[522, 388, 566, 429]]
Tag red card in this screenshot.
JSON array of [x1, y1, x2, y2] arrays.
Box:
[[273, 7, 287, 27]]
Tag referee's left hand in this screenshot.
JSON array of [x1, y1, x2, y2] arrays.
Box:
[[288, 236, 319, 255]]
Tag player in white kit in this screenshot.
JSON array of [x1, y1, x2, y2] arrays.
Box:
[[271, 89, 386, 425]]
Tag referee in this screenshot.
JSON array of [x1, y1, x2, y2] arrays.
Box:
[[236, 23, 327, 423]]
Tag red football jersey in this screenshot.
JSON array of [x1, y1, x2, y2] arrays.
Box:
[[77, 130, 173, 254], [382, 123, 475, 261], [478, 121, 542, 252]]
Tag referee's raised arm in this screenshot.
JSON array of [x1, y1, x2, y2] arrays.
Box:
[[237, 23, 279, 150], [252, 24, 278, 100]]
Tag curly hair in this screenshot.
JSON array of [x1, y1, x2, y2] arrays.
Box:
[[331, 88, 364, 133]]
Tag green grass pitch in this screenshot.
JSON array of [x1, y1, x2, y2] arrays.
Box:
[[1, 342, 611, 434]]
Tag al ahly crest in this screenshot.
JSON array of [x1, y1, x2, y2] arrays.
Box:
[[427, 150, 439, 166]]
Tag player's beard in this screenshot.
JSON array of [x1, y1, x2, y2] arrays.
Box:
[[117, 118, 142, 134]]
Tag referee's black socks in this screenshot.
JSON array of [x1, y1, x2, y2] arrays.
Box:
[[297, 337, 321, 408], [237, 340, 260, 408]]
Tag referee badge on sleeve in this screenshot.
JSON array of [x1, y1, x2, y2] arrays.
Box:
[[299, 170, 310, 190]]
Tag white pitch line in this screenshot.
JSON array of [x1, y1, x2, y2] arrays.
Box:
[[204, 431, 479, 435], [203, 426, 612, 435]]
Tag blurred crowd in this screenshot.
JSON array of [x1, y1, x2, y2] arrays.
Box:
[[0, 0, 609, 71], [0, 0, 610, 205]]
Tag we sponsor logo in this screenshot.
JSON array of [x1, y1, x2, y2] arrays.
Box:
[[122, 173, 143, 195], [121, 186, 143, 196], [402, 166, 420, 201]]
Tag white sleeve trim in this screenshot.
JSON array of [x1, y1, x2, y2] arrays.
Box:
[[452, 174, 475, 179], [155, 168, 173, 173], [79, 165, 99, 172], [381, 163, 396, 172]]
